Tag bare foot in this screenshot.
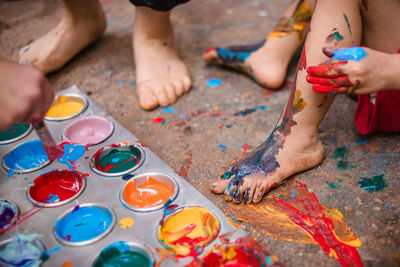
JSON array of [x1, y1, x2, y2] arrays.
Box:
[[133, 7, 191, 110], [202, 33, 301, 89], [210, 126, 324, 204], [18, 0, 106, 74]]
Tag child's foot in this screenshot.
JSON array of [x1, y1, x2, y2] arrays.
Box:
[[210, 128, 324, 204], [133, 8, 191, 110], [18, 3, 106, 74], [202, 33, 301, 89]]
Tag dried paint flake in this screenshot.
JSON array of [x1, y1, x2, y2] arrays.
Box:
[[119, 217, 135, 228], [206, 78, 223, 88], [152, 117, 165, 124], [234, 105, 269, 116]]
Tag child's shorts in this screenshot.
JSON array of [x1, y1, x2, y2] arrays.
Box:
[[129, 0, 190, 11]]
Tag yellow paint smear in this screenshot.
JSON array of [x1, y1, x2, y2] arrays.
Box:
[[46, 95, 84, 118], [119, 217, 135, 229], [158, 207, 220, 256]]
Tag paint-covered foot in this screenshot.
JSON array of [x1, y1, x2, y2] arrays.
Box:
[[133, 9, 191, 111], [18, 3, 106, 74], [210, 128, 324, 204], [202, 34, 301, 89]]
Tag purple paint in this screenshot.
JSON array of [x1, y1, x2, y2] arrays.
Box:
[[62, 116, 114, 146], [0, 200, 18, 231]]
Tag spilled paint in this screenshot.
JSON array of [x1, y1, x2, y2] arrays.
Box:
[[0, 124, 30, 143], [0, 233, 44, 267], [3, 140, 48, 175], [0, 200, 17, 230], [92, 241, 153, 267], [292, 89, 307, 113], [54, 206, 113, 243], [158, 207, 220, 257], [267, 0, 312, 40], [92, 144, 142, 173], [119, 217, 135, 228], [234, 105, 269, 116], [123, 177, 174, 208], [211, 41, 265, 64], [298, 44, 307, 71], [186, 237, 282, 267], [326, 30, 344, 44], [57, 142, 87, 169], [227, 181, 362, 266], [331, 47, 367, 62], [332, 146, 349, 159], [337, 160, 356, 170], [28, 169, 85, 204], [152, 117, 166, 124], [358, 174, 388, 192], [206, 79, 223, 88], [46, 95, 85, 118]]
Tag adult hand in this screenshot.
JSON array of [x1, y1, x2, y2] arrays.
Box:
[[306, 47, 400, 94], [0, 60, 54, 131]]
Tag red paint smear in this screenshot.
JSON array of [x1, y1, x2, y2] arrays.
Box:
[[29, 170, 85, 203], [205, 47, 216, 54], [242, 143, 249, 155], [177, 150, 193, 179], [270, 182, 362, 267], [0, 206, 43, 234], [153, 117, 165, 124], [298, 44, 307, 71]]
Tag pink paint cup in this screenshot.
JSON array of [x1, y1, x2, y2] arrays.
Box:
[[62, 116, 114, 146]]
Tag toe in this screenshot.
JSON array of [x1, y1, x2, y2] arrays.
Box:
[[138, 86, 159, 110], [244, 186, 256, 204], [202, 47, 218, 63], [164, 84, 177, 105], [210, 179, 230, 194], [156, 86, 172, 107], [173, 80, 185, 97], [182, 76, 192, 93], [232, 182, 249, 204], [253, 184, 266, 204]]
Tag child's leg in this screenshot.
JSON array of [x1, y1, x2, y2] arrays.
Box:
[[18, 0, 106, 74], [133, 7, 191, 110], [210, 0, 362, 204], [202, 0, 315, 89]]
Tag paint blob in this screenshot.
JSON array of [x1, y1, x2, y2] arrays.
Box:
[[0, 234, 45, 267], [28, 170, 86, 207], [62, 116, 114, 146], [46, 94, 86, 120], [3, 140, 49, 174], [92, 241, 153, 267], [0, 200, 18, 231], [158, 207, 220, 257], [123, 177, 174, 209], [119, 217, 135, 229], [91, 143, 144, 175], [0, 124, 31, 144], [54, 205, 115, 245], [57, 143, 87, 169]]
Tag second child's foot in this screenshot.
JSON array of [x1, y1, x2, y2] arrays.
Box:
[[202, 33, 301, 89], [18, 3, 106, 74]]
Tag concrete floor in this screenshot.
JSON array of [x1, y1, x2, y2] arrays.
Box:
[[1, 0, 399, 266]]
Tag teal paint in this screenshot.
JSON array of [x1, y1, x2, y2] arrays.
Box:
[[358, 175, 388, 192], [326, 182, 340, 189], [336, 160, 356, 170], [332, 147, 348, 159], [343, 14, 352, 35]]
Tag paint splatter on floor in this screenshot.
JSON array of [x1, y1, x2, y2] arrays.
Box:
[[206, 79, 223, 88], [358, 174, 388, 192]]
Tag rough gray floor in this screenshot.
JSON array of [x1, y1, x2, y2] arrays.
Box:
[[1, 0, 399, 266]]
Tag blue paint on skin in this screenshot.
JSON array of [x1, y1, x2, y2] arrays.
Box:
[[332, 47, 367, 62], [3, 140, 48, 175], [215, 40, 266, 63], [57, 143, 86, 169], [206, 79, 223, 88], [54, 206, 113, 243]]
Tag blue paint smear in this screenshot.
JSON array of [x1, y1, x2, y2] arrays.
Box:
[[57, 144, 86, 169], [234, 105, 269, 116], [46, 194, 59, 203], [46, 246, 61, 255], [159, 107, 179, 114], [54, 206, 113, 243], [290, 189, 296, 198], [3, 140, 48, 175], [355, 140, 368, 145], [219, 144, 227, 149], [129, 81, 136, 86], [215, 47, 251, 63], [38, 168, 59, 175], [117, 80, 127, 84], [23, 46, 31, 53], [179, 114, 186, 119], [206, 79, 223, 88], [0, 234, 42, 267], [332, 47, 367, 62]]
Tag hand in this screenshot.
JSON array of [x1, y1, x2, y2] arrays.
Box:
[[306, 47, 397, 95], [0, 60, 54, 131]]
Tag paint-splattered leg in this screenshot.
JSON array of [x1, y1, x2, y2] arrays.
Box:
[[18, 0, 106, 74], [133, 7, 191, 110], [202, 0, 315, 89], [210, 0, 362, 204]]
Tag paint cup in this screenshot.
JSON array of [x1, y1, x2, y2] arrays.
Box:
[[62, 116, 114, 146], [53, 203, 116, 247], [27, 169, 87, 208], [2, 140, 50, 174], [90, 143, 145, 177], [0, 199, 19, 232], [91, 241, 155, 267], [0, 124, 32, 145], [45, 93, 88, 121], [0, 235, 46, 266], [157, 206, 220, 257], [120, 172, 179, 212]]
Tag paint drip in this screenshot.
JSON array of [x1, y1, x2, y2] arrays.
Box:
[[158, 207, 220, 257], [46, 95, 85, 119], [57, 142, 87, 169], [92, 241, 153, 267], [54, 206, 114, 243], [123, 177, 174, 208], [0, 124, 30, 143], [29, 170, 85, 205], [3, 140, 48, 174], [0, 200, 17, 230], [62, 116, 114, 146], [0, 234, 45, 267], [93, 144, 142, 174]]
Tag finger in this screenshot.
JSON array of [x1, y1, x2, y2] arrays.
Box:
[[40, 77, 54, 116], [312, 84, 337, 94], [306, 75, 332, 85], [331, 76, 353, 87], [306, 62, 347, 78]]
